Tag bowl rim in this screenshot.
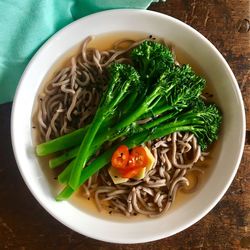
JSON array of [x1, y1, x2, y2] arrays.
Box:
[[11, 9, 246, 243]]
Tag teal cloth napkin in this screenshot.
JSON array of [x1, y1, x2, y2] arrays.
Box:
[[0, 0, 156, 104]]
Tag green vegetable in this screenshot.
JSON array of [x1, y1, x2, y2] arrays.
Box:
[[151, 64, 206, 115], [36, 127, 86, 156], [131, 40, 174, 84], [49, 147, 78, 169], [56, 99, 221, 200], [68, 63, 140, 189], [58, 160, 74, 184]]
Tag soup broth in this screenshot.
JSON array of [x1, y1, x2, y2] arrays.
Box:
[[32, 32, 220, 221]]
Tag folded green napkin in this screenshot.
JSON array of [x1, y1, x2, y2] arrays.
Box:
[[0, 0, 156, 104]]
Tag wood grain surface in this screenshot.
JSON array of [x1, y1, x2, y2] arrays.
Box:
[[0, 0, 249, 249]]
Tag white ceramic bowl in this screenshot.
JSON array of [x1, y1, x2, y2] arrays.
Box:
[[11, 10, 245, 243]]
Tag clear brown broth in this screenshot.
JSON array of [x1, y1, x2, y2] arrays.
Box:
[[32, 31, 221, 221]]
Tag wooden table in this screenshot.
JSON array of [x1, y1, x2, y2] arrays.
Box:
[[0, 0, 249, 249]]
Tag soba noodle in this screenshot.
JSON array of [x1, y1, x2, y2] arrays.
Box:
[[36, 35, 208, 217]]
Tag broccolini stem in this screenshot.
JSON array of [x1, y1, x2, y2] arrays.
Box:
[[68, 111, 106, 189], [36, 127, 86, 156], [58, 160, 75, 184], [49, 147, 78, 169]]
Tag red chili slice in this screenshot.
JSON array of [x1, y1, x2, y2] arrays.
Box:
[[111, 145, 129, 169], [128, 146, 148, 169]]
